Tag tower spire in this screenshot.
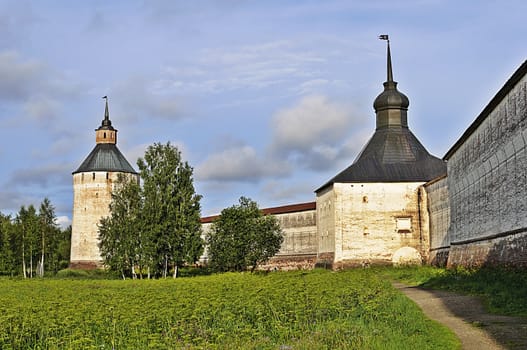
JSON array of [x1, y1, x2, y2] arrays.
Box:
[[378, 34, 393, 82], [103, 96, 109, 121], [373, 35, 409, 129], [96, 96, 116, 143]]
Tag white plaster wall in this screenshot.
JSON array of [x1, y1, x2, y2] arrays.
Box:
[[447, 75, 527, 243], [330, 182, 427, 265], [316, 187, 336, 258], [425, 177, 450, 249], [70, 171, 139, 267], [274, 210, 317, 256]]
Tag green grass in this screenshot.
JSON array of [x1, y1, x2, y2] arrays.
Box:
[[0, 269, 460, 349], [385, 266, 527, 317]]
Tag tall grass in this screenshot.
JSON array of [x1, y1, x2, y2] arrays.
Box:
[[0, 269, 460, 349]]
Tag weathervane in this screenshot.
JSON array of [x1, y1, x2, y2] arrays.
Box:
[[378, 34, 389, 42], [378, 34, 393, 82]]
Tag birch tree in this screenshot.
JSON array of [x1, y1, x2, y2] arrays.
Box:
[[138, 142, 203, 278]]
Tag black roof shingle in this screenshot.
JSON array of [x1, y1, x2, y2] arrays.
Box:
[[73, 143, 137, 174]]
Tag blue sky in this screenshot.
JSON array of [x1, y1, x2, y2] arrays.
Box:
[[0, 0, 525, 227]]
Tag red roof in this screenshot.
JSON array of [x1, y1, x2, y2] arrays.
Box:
[[200, 201, 316, 224]]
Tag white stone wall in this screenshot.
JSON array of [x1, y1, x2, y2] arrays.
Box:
[[316, 187, 336, 263], [425, 176, 450, 250], [274, 210, 317, 256], [318, 182, 428, 266], [70, 171, 139, 268], [447, 75, 527, 244]]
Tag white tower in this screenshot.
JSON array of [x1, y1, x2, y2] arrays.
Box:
[[70, 98, 139, 269]]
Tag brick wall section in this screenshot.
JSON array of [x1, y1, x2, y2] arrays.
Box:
[[445, 62, 527, 267]]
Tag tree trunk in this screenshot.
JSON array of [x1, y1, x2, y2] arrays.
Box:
[[22, 241, 26, 279], [173, 264, 178, 279], [40, 229, 45, 278]]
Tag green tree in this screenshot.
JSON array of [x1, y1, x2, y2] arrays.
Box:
[[37, 198, 60, 277], [0, 213, 15, 275], [15, 205, 40, 278], [138, 142, 203, 278], [98, 174, 143, 279], [99, 142, 203, 279], [207, 197, 283, 272]]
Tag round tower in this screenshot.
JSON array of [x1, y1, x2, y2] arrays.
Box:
[[70, 98, 139, 269]]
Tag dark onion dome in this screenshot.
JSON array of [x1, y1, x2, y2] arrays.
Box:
[[373, 80, 409, 112], [97, 97, 115, 131], [73, 143, 137, 174]]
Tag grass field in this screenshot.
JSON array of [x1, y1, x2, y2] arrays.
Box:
[[0, 268, 460, 349]]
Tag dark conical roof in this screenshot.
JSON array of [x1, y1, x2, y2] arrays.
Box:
[[315, 36, 446, 192], [73, 143, 137, 174], [316, 128, 446, 191]]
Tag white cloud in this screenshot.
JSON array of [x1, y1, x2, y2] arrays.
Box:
[[195, 145, 290, 182], [55, 215, 71, 230], [156, 40, 328, 96], [23, 95, 60, 121], [269, 95, 367, 170], [7, 163, 72, 188], [271, 95, 351, 150], [113, 75, 187, 121], [260, 180, 316, 202], [0, 51, 46, 101]]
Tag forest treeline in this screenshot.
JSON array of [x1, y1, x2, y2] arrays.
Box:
[[0, 198, 71, 277]]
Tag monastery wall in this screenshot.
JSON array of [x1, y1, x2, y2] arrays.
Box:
[[318, 182, 428, 268], [316, 187, 336, 267], [200, 206, 318, 270], [446, 72, 527, 267], [424, 176, 450, 266], [260, 209, 317, 270], [70, 171, 138, 269]]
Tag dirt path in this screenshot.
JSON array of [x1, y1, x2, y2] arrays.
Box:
[[393, 282, 527, 350]]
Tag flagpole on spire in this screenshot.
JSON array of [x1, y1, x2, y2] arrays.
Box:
[[102, 96, 109, 121], [378, 34, 393, 82]]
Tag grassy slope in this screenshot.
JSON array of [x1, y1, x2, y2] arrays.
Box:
[[0, 269, 460, 349], [385, 266, 527, 317]]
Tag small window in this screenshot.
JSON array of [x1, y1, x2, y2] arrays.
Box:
[[362, 196, 368, 203], [106, 172, 109, 180], [396, 217, 412, 233], [92, 173, 96, 180], [104, 132, 106, 138]]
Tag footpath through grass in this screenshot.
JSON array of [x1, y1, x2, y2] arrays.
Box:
[[0, 269, 459, 349], [385, 266, 527, 317]]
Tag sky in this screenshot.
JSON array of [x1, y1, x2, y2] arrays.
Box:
[[0, 0, 526, 228]]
